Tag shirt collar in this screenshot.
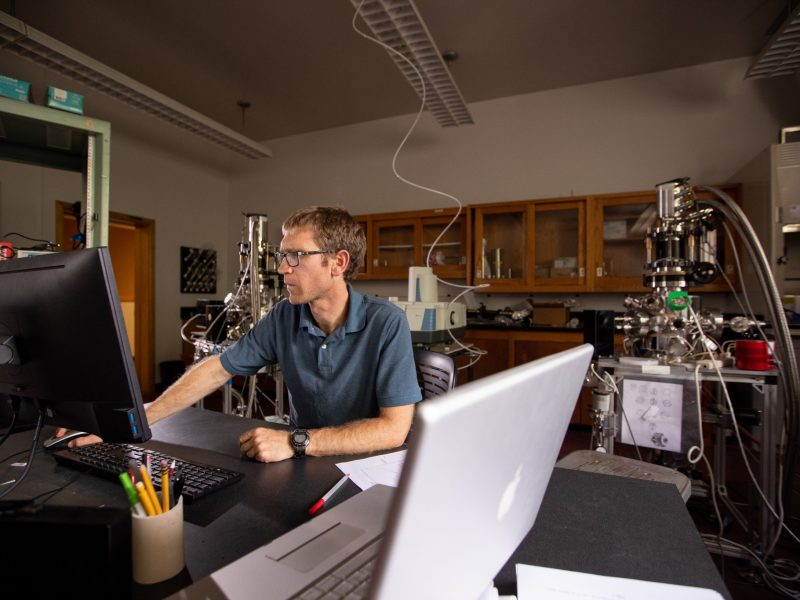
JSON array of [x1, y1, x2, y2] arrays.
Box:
[[299, 284, 366, 338]]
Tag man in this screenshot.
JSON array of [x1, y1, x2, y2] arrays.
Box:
[[65, 206, 422, 462]]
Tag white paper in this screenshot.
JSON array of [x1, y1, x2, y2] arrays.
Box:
[[336, 450, 406, 490], [620, 378, 683, 452], [516, 564, 724, 600]]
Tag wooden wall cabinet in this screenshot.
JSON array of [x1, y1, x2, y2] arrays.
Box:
[[589, 184, 742, 293], [588, 192, 655, 292], [354, 208, 469, 280], [472, 198, 589, 292], [357, 184, 741, 292]]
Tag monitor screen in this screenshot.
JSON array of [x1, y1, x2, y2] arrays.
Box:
[[0, 247, 150, 442]]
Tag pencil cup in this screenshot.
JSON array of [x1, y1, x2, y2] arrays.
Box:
[[131, 496, 185, 584]]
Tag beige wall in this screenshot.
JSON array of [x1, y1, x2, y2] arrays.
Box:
[[1, 56, 798, 379], [231, 57, 799, 312]]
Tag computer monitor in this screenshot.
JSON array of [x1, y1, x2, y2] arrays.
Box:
[[0, 247, 150, 442]]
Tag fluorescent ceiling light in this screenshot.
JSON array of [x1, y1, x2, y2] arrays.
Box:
[[746, 5, 800, 79], [0, 11, 271, 159], [351, 0, 473, 127]]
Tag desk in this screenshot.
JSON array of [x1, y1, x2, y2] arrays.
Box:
[[1, 408, 729, 599]]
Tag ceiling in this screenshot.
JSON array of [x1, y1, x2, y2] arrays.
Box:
[[0, 0, 794, 165]]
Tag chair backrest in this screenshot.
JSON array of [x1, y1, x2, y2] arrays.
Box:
[[413, 348, 456, 399]]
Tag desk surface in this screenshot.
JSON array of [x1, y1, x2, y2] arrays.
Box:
[[2, 408, 729, 599]]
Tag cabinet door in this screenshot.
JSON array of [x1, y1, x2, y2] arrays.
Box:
[[457, 331, 511, 385], [473, 204, 530, 290], [690, 184, 741, 292], [372, 218, 419, 279], [423, 214, 467, 279], [590, 194, 655, 292], [354, 217, 371, 279], [514, 338, 590, 425], [531, 200, 587, 290]]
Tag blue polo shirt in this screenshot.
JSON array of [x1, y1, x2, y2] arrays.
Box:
[[220, 286, 422, 428]]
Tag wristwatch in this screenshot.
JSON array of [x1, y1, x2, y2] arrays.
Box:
[[290, 429, 310, 458]]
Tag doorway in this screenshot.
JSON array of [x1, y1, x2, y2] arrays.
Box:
[[55, 201, 156, 397]]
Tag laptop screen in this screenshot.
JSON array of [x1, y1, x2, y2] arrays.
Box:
[[370, 344, 593, 599]]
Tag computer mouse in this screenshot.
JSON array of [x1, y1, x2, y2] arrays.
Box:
[[43, 430, 91, 451]]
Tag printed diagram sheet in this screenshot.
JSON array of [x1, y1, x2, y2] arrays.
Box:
[[336, 450, 407, 490], [620, 378, 683, 452]]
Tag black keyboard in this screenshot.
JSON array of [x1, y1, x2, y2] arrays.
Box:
[[52, 442, 244, 503]]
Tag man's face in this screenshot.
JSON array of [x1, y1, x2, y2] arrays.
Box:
[[277, 227, 335, 305]]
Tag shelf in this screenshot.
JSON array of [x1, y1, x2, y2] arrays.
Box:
[[377, 244, 414, 250]]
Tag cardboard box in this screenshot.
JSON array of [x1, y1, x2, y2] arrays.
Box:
[[46, 86, 84, 114], [0, 75, 30, 102], [532, 305, 570, 327]]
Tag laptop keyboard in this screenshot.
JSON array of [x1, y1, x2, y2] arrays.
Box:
[[292, 538, 381, 600]]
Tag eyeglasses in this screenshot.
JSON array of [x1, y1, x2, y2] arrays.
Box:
[[274, 249, 334, 268]]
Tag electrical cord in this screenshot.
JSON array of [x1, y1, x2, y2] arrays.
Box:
[[0, 397, 21, 448], [0, 408, 44, 500], [696, 188, 800, 528], [351, 0, 488, 366], [686, 304, 800, 551]]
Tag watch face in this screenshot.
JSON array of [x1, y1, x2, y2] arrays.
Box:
[[292, 429, 309, 446]]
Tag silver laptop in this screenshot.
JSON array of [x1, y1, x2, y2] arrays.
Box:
[[171, 344, 593, 600]]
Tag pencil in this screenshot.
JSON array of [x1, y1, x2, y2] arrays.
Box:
[[161, 462, 170, 513], [139, 464, 163, 515], [135, 481, 156, 516]]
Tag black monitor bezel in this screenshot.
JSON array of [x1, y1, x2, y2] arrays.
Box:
[[0, 247, 150, 443]]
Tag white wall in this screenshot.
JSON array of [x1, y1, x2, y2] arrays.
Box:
[[229, 57, 799, 313], [0, 129, 231, 370]]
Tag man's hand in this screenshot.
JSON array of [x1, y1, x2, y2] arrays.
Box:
[[52, 428, 102, 448], [239, 427, 293, 463]]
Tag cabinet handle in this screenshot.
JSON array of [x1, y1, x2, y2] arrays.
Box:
[[596, 266, 604, 277]]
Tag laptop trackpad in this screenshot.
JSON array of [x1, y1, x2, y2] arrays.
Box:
[[278, 523, 365, 573]]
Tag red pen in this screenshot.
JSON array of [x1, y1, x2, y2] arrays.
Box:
[[308, 473, 350, 515]]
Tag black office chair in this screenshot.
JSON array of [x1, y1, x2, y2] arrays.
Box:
[[413, 348, 457, 399]]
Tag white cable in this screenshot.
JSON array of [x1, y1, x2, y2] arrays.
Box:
[[589, 363, 643, 461], [700, 533, 800, 598], [180, 313, 205, 344], [686, 364, 704, 465], [687, 303, 800, 546], [351, 0, 487, 365]]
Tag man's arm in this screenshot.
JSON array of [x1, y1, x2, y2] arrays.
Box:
[[146, 355, 232, 425], [60, 355, 232, 447], [239, 404, 415, 463]]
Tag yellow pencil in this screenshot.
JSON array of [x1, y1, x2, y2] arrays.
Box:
[[139, 464, 163, 515], [161, 464, 170, 513], [135, 481, 156, 516]]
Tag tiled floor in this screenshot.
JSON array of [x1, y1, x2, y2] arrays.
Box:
[[559, 426, 800, 600]]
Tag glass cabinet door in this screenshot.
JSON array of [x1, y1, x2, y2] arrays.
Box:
[[592, 195, 655, 291], [423, 214, 466, 278], [354, 217, 370, 278], [372, 219, 418, 279], [690, 185, 740, 292], [473, 205, 528, 289], [531, 200, 586, 289]]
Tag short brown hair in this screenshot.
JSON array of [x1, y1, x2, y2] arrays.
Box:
[[282, 206, 366, 281]]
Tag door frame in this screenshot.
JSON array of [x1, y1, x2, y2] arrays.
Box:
[[56, 201, 156, 397]]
